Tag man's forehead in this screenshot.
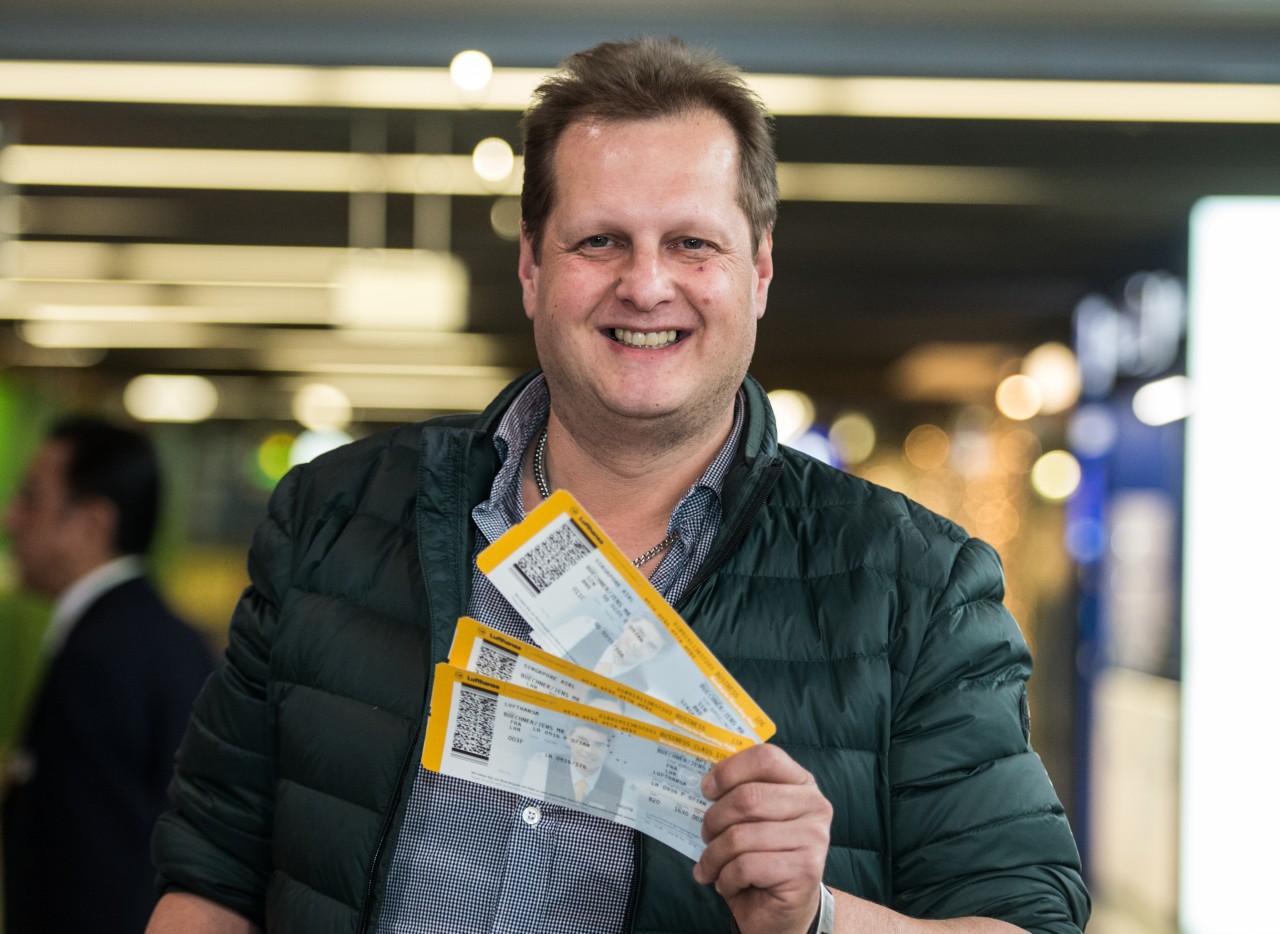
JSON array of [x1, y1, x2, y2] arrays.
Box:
[[566, 107, 730, 140], [553, 110, 739, 178]]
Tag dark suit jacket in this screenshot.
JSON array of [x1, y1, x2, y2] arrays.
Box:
[[2, 575, 214, 934]]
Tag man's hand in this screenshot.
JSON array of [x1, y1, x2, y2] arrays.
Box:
[[694, 743, 833, 934], [145, 892, 261, 934]]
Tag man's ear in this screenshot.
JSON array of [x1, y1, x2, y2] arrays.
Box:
[[753, 230, 774, 321], [518, 223, 540, 321], [75, 496, 120, 558]]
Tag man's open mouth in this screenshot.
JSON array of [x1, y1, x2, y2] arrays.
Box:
[[611, 328, 681, 349]]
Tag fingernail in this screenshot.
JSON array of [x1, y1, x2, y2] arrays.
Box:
[[701, 773, 717, 799]]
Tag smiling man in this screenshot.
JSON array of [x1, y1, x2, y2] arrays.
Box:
[[148, 38, 1088, 934]]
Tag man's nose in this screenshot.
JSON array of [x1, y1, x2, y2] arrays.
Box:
[[614, 245, 675, 312]]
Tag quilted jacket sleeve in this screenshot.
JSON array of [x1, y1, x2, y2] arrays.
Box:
[[151, 467, 303, 924], [888, 536, 1089, 934]]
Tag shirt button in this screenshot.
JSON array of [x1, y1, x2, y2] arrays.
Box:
[[521, 805, 542, 827]]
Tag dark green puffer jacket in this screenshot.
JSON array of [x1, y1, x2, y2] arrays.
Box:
[[153, 372, 1089, 934]]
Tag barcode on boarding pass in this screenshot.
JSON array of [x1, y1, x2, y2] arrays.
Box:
[[451, 686, 498, 761], [513, 520, 595, 594], [474, 640, 518, 681]]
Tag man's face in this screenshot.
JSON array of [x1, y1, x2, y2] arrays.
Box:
[[567, 724, 611, 775], [606, 617, 665, 669], [4, 441, 86, 597], [519, 110, 773, 442]]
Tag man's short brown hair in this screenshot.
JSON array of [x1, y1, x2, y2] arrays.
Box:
[[519, 36, 777, 258]]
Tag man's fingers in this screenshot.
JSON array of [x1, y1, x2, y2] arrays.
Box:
[[696, 808, 830, 884], [703, 742, 814, 799], [702, 845, 823, 900], [700, 780, 829, 841]]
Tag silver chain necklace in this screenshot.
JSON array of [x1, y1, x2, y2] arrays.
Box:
[[533, 426, 679, 569]]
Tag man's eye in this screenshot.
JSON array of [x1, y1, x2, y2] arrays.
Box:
[[679, 238, 708, 250], [581, 235, 612, 249]]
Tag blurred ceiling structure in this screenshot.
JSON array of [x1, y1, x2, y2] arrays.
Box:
[[1, 0, 1278, 423]]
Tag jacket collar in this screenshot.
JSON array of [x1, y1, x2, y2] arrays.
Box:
[[738, 373, 780, 463]]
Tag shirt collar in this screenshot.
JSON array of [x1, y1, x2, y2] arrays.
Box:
[[485, 373, 553, 532], [43, 554, 147, 657], [473, 374, 745, 565], [487, 375, 744, 507]]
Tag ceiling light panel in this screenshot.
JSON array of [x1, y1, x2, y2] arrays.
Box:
[[777, 163, 1050, 204], [0, 61, 545, 110], [2, 61, 1278, 124], [0, 146, 524, 195], [1, 147, 1047, 205]]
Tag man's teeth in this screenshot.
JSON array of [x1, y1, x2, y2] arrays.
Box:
[[613, 329, 678, 348]]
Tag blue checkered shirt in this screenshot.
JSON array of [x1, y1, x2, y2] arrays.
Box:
[[376, 375, 743, 934]]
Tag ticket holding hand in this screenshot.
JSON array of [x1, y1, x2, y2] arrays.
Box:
[[422, 663, 731, 861], [477, 490, 774, 742]]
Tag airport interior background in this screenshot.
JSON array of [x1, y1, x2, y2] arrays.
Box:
[[2, 1, 1279, 931]]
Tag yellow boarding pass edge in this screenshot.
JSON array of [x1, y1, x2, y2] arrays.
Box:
[[448, 616, 753, 754], [475, 488, 603, 570], [421, 662, 734, 773], [475, 489, 776, 742]]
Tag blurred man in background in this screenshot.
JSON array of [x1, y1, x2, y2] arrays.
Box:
[[2, 417, 213, 934]]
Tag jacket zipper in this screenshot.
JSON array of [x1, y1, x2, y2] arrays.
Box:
[[623, 829, 644, 933], [356, 726, 420, 934], [356, 630, 436, 934]]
